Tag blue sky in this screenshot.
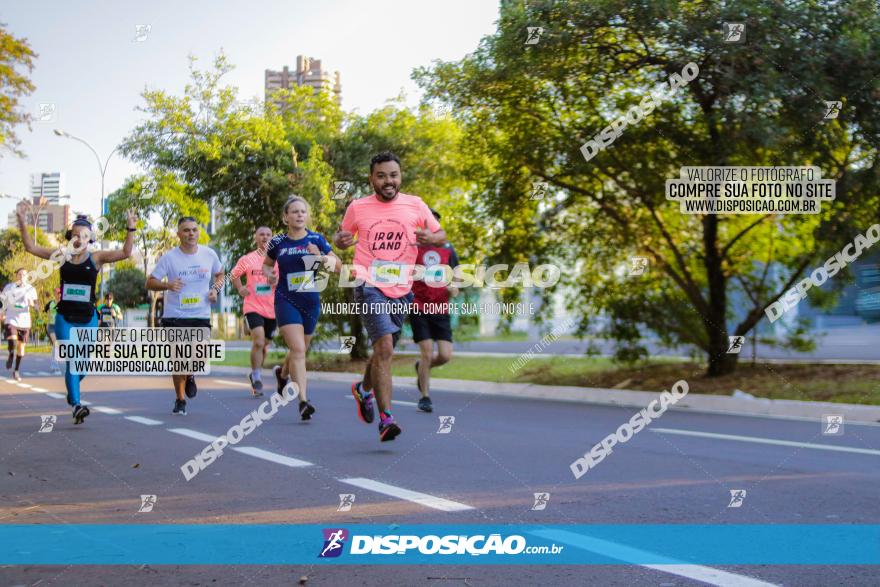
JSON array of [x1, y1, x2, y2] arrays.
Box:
[[0, 0, 499, 225]]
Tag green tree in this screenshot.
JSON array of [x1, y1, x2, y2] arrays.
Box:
[[0, 23, 36, 158], [105, 173, 210, 325], [121, 53, 481, 358], [417, 0, 880, 376], [105, 262, 148, 309]]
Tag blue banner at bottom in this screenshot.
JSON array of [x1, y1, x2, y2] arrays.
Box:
[[2, 524, 879, 565]]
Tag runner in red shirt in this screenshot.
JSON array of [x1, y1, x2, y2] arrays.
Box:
[[410, 208, 461, 412]]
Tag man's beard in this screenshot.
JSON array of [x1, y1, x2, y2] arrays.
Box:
[[376, 184, 399, 201]]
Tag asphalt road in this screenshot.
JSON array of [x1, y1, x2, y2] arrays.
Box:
[[2, 353, 879, 586]]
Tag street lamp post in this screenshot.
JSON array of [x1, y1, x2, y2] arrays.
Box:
[[54, 129, 124, 297]]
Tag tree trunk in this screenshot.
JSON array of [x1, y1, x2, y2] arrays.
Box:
[[703, 214, 737, 376], [707, 328, 738, 375]]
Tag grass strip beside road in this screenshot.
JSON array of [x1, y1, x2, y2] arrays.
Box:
[[216, 350, 880, 406]]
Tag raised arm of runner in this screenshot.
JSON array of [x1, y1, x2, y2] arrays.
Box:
[[93, 209, 138, 266], [17, 208, 56, 260]]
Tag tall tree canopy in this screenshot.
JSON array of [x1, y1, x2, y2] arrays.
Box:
[[0, 23, 36, 158], [416, 0, 880, 375]]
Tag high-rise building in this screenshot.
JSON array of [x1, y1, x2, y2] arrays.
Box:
[[265, 55, 342, 111], [30, 172, 64, 203], [6, 196, 70, 235]]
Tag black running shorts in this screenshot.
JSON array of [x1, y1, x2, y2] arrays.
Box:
[[244, 312, 277, 339], [409, 313, 452, 343]]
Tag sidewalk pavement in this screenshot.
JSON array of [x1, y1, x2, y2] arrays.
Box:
[[210, 365, 880, 425]]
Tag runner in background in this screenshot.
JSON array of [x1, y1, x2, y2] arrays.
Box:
[[334, 151, 446, 442], [97, 292, 123, 328], [17, 210, 137, 424], [263, 196, 341, 421], [44, 288, 61, 373], [231, 226, 279, 397], [146, 217, 223, 416], [2, 268, 37, 381], [410, 208, 461, 413]]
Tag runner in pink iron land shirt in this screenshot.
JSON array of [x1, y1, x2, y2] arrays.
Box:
[[334, 151, 446, 443], [231, 226, 280, 396]]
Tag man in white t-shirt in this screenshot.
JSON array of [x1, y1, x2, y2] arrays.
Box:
[[146, 217, 224, 416], [2, 268, 38, 381]]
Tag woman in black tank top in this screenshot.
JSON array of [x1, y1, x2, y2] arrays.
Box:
[[17, 209, 138, 424], [58, 253, 100, 323]]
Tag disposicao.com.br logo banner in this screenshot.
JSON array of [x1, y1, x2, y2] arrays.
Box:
[[4, 525, 880, 565], [317, 527, 564, 560]]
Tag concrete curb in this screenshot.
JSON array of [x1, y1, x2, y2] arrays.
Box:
[[209, 366, 880, 424]]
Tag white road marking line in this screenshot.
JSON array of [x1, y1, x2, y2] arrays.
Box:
[[125, 416, 163, 426], [167, 428, 220, 442], [232, 446, 312, 467], [168, 428, 312, 468], [213, 379, 252, 388], [652, 428, 880, 456], [645, 565, 779, 587], [37, 371, 49, 375], [343, 395, 418, 407], [530, 529, 780, 587], [92, 406, 123, 415], [16, 383, 32, 388], [338, 477, 473, 512], [46, 393, 65, 399], [31, 387, 48, 392]]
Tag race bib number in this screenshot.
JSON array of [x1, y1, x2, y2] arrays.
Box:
[[371, 260, 406, 285], [62, 283, 91, 303], [424, 265, 448, 285], [255, 283, 272, 296], [287, 272, 316, 292], [180, 294, 204, 309]]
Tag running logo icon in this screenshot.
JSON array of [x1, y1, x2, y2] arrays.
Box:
[[437, 416, 455, 434], [37, 103, 56, 122], [133, 24, 151, 42], [727, 336, 745, 354], [822, 414, 844, 435], [629, 256, 648, 276], [722, 22, 745, 43], [525, 26, 544, 45], [824, 101, 842, 120], [333, 181, 351, 200], [728, 489, 746, 508], [140, 178, 157, 200], [337, 494, 355, 512], [338, 336, 355, 354], [532, 492, 550, 511], [138, 494, 157, 513], [38, 415, 56, 433], [530, 181, 548, 200], [319, 528, 348, 558]]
